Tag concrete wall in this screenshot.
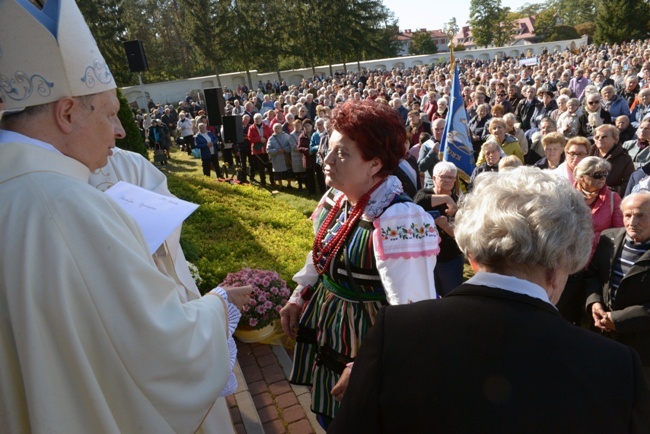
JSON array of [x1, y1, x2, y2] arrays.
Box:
[[122, 36, 588, 109]]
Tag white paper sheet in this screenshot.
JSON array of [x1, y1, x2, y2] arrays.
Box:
[[104, 181, 199, 254]]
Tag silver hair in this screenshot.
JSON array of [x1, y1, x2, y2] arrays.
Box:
[[503, 112, 516, 123], [621, 190, 650, 208], [455, 167, 592, 274], [433, 161, 457, 176], [481, 140, 500, 153], [574, 156, 611, 180]]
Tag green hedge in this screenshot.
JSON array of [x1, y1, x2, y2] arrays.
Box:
[[116, 88, 148, 158]]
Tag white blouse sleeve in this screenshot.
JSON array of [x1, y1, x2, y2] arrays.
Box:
[[372, 202, 440, 304]]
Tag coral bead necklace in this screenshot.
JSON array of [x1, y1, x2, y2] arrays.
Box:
[[312, 181, 382, 274]]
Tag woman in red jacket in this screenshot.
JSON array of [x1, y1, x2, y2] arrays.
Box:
[[247, 113, 274, 187]]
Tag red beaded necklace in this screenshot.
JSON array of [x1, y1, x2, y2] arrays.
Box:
[[312, 181, 383, 275]]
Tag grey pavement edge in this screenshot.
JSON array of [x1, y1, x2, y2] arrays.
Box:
[[272, 345, 326, 434], [234, 360, 265, 434]]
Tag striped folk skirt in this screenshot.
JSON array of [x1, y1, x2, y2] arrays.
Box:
[[289, 275, 385, 419]]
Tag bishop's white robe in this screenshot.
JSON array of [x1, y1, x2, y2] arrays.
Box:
[[0, 141, 230, 433], [89, 148, 236, 433]]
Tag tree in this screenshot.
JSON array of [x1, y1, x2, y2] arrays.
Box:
[[546, 0, 598, 27], [514, 2, 545, 17], [594, 0, 650, 44], [469, 0, 503, 47], [548, 25, 580, 41], [409, 31, 438, 55], [493, 6, 518, 47], [115, 89, 148, 158], [76, 0, 132, 86], [180, 0, 234, 88], [575, 22, 596, 37], [121, 0, 205, 85]]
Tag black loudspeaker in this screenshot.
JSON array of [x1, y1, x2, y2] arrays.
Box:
[[204, 87, 226, 127], [222, 115, 243, 144], [123, 40, 148, 73]]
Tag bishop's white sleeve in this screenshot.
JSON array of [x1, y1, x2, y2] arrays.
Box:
[[209, 286, 242, 396], [372, 202, 439, 304]]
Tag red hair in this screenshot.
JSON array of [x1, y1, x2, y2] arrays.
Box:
[[331, 99, 406, 178]]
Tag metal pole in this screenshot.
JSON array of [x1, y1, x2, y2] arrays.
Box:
[[138, 72, 147, 110]]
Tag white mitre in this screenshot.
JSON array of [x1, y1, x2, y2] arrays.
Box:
[[0, 0, 116, 115]]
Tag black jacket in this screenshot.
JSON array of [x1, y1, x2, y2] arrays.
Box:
[[330, 283, 650, 434], [514, 98, 541, 131], [586, 228, 650, 365]]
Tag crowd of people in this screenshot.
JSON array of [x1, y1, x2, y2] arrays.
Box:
[[3, 0, 650, 430], [130, 39, 650, 428]]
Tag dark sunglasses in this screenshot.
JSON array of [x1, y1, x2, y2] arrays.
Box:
[[587, 100, 600, 105], [589, 171, 609, 179]]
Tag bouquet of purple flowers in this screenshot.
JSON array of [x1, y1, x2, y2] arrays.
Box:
[[221, 268, 291, 329]]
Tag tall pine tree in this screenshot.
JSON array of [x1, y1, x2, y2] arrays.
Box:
[[594, 0, 650, 44]]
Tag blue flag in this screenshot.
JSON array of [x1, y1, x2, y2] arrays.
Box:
[[439, 65, 475, 181]]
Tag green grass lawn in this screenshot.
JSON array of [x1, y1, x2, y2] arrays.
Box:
[[158, 147, 320, 293]]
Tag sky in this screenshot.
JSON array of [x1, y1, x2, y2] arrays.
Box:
[[381, 0, 536, 32]]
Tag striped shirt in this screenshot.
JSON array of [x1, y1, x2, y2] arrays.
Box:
[[611, 236, 650, 305]]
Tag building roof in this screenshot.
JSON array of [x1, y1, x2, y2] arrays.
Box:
[[452, 16, 537, 48]]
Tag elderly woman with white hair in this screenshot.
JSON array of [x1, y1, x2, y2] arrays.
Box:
[[550, 94, 570, 123], [414, 161, 463, 296], [267, 122, 292, 188], [477, 118, 523, 165], [468, 140, 501, 192], [432, 97, 448, 120], [556, 156, 624, 323]]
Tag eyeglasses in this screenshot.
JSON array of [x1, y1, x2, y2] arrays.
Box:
[[566, 151, 589, 158], [587, 100, 600, 105], [438, 175, 456, 181], [594, 135, 610, 140], [588, 171, 609, 180], [497, 93, 506, 97]]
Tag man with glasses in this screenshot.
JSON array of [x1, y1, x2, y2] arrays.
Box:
[[490, 90, 513, 114]]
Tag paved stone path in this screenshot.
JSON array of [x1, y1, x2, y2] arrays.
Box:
[[226, 340, 326, 434]]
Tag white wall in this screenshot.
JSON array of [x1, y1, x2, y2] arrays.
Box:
[[122, 36, 588, 109]]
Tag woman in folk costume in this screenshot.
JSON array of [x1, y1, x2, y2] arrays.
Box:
[[280, 100, 439, 428]]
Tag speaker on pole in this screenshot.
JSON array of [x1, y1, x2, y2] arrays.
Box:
[[222, 115, 243, 144], [204, 87, 226, 127], [123, 40, 148, 73]]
